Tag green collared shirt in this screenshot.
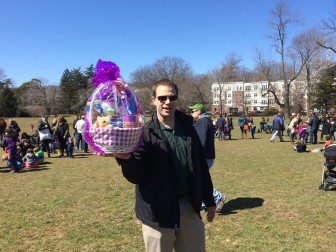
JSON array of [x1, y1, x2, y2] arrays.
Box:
[[160, 120, 190, 197]]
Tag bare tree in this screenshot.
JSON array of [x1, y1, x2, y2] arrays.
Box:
[[189, 74, 213, 107], [254, 49, 284, 109], [130, 56, 194, 111], [317, 9, 336, 53], [30, 78, 60, 115], [212, 68, 226, 115], [268, 2, 303, 117], [211, 53, 244, 114], [290, 28, 334, 112]]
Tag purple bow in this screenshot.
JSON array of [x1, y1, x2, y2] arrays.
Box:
[[92, 59, 121, 87]]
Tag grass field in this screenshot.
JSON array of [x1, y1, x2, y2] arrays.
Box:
[[0, 116, 334, 251]]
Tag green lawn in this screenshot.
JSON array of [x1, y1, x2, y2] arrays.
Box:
[[0, 117, 334, 251]]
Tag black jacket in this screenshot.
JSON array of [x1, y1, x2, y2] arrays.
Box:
[[117, 110, 215, 229], [308, 116, 320, 132]]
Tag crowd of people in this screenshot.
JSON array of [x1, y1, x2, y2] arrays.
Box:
[[0, 115, 89, 173], [211, 112, 336, 146]]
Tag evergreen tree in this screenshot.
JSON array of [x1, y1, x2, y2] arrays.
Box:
[[0, 85, 18, 116], [312, 65, 336, 112]]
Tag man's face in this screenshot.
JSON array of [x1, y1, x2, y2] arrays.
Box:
[[153, 85, 178, 119], [191, 109, 201, 121]]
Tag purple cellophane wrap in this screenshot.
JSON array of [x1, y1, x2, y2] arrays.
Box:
[[92, 60, 121, 87], [83, 59, 145, 155]]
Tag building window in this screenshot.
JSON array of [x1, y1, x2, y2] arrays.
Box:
[[262, 85, 268, 90], [262, 100, 268, 104], [245, 86, 251, 91], [228, 93, 231, 97], [254, 93, 257, 97], [228, 86, 231, 90], [254, 85, 258, 90], [254, 100, 257, 104], [228, 100, 232, 104], [240, 86, 242, 90]]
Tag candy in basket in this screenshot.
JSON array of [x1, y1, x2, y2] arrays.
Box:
[[83, 60, 145, 155]]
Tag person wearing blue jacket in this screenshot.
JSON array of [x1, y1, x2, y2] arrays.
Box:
[[270, 113, 285, 142], [237, 115, 246, 139]]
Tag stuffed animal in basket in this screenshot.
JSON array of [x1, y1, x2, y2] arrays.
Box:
[[83, 60, 145, 155]]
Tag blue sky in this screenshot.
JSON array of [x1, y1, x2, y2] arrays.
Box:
[[0, 0, 334, 86]]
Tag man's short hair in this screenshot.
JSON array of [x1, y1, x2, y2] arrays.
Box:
[[152, 79, 179, 97]]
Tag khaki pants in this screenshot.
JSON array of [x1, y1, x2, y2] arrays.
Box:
[[142, 198, 205, 252]]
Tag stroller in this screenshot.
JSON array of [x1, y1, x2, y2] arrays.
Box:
[[319, 144, 336, 191]]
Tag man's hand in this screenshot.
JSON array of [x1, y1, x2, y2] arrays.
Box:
[[206, 206, 216, 222]]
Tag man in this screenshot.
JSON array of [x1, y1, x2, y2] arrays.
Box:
[[308, 112, 319, 144], [115, 79, 216, 252], [270, 113, 284, 142], [189, 103, 225, 212], [74, 115, 88, 153], [215, 114, 226, 141]]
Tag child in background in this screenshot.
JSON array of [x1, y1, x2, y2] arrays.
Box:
[[324, 135, 333, 150], [4, 129, 20, 172], [34, 147, 45, 164], [29, 123, 34, 133], [226, 125, 232, 140], [22, 148, 39, 168], [298, 122, 308, 144], [251, 123, 256, 139], [243, 123, 248, 139], [66, 137, 74, 158]]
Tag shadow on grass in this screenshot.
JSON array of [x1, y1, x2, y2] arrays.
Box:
[[0, 168, 12, 173], [21, 167, 50, 173], [43, 161, 52, 164], [75, 153, 93, 157], [219, 197, 264, 215], [0, 167, 50, 173]]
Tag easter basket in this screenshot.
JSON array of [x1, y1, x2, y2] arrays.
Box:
[[83, 60, 145, 155]]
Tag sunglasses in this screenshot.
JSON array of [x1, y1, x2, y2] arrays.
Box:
[[157, 95, 178, 102]]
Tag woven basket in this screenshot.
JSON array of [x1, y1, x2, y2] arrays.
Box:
[[90, 126, 144, 154]]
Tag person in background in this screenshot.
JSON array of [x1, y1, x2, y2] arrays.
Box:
[[8, 119, 21, 138], [308, 112, 320, 145], [0, 117, 7, 141], [55, 115, 70, 158], [320, 114, 331, 141], [72, 115, 79, 150], [34, 147, 45, 164], [270, 113, 284, 142], [324, 135, 333, 150], [74, 115, 88, 153], [226, 114, 233, 140], [215, 114, 226, 141], [260, 117, 265, 133], [189, 103, 226, 212], [238, 114, 246, 139], [38, 115, 52, 158], [66, 136, 74, 158], [4, 128, 20, 173], [22, 148, 39, 169], [251, 123, 256, 139]]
